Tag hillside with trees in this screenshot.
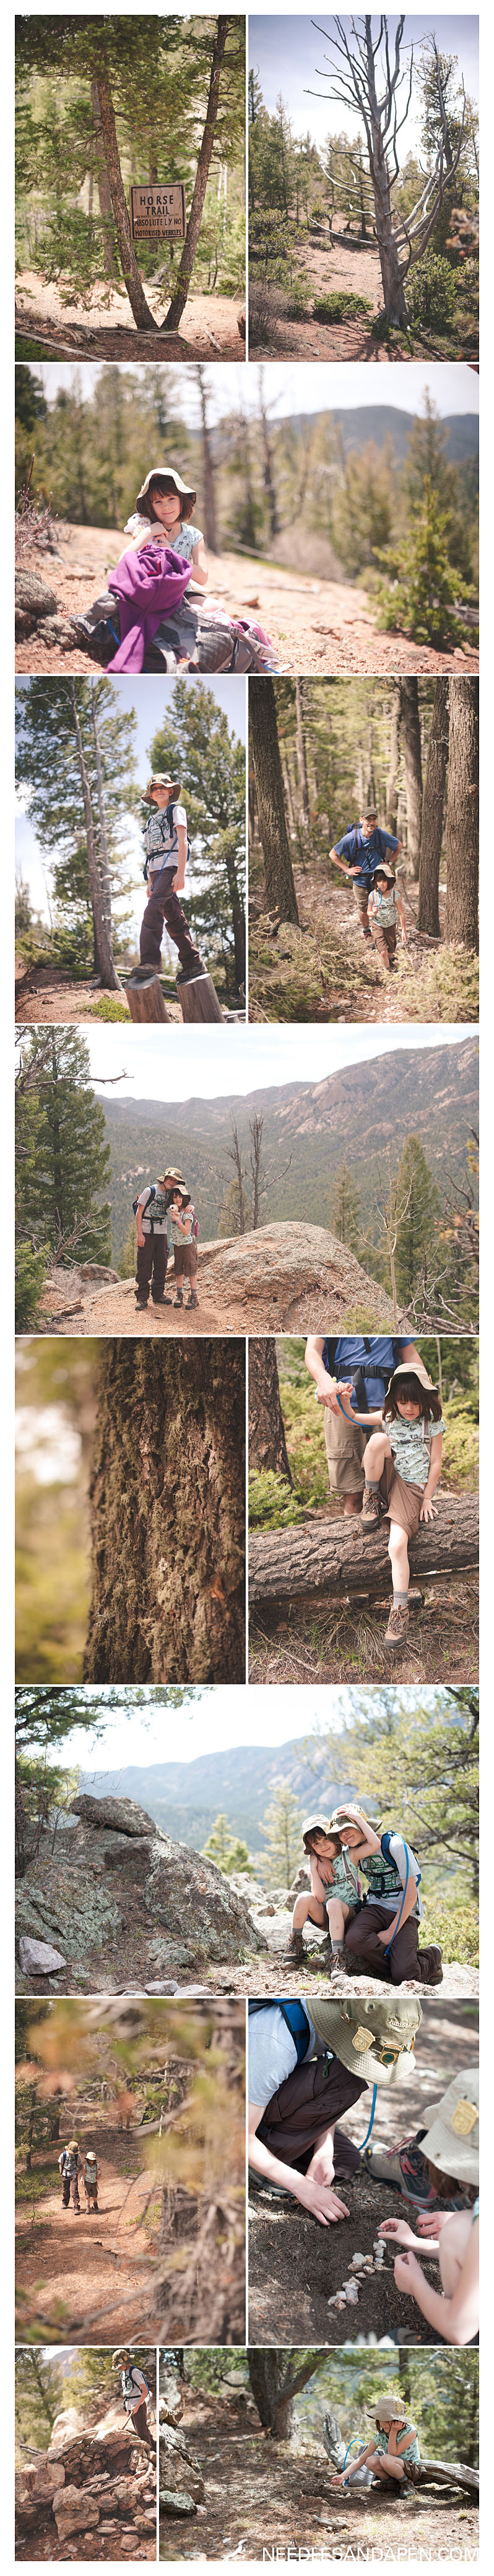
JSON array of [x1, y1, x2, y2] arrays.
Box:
[[249, 22, 479, 358]]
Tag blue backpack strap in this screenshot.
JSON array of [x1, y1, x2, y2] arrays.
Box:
[[274, 2000, 312, 2062], [380, 1831, 418, 1953]]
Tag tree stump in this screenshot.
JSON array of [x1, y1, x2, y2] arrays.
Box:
[[124, 971, 171, 1023], [177, 973, 223, 1024]]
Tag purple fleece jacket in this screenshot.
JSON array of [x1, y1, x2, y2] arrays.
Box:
[[108, 542, 192, 671]]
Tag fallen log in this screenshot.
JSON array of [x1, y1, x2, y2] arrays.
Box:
[[414, 2459, 479, 2496], [177, 971, 223, 1024], [249, 1493, 479, 1615], [124, 970, 171, 1023]]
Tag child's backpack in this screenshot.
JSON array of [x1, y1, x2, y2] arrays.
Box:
[[142, 803, 191, 884], [248, 1998, 311, 2062]]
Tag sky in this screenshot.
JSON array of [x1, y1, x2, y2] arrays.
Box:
[[33, 357, 479, 428], [250, 12, 479, 155], [15, 673, 245, 933], [86, 1020, 473, 1102], [20, 1680, 454, 1774]]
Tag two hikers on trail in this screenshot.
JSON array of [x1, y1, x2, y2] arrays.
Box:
[[58, 2140, 99, 2214], [329, 806, 407, 971]]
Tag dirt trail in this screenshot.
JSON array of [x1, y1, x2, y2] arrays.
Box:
[[15, 527, 479, 679], [15, 269, 243, 361], [38, 1274, 226, 1337], [159, 2388, 478, 2561], [15, 962, 184, 1026], [15, 2121, 158, 2344]]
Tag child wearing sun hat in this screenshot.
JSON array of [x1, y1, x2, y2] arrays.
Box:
[[330, 2393, 421, 2490], [378, 2065, 479, 2344]]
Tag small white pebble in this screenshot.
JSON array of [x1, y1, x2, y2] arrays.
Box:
[[350, 2252, 366, 2265]]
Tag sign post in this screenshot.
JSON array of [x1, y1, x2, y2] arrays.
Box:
[[129, 185, 186, 243]]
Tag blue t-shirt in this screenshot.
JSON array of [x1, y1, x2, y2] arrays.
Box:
[[323, 1337, 409, 1410], [334, 827, 399, 888]]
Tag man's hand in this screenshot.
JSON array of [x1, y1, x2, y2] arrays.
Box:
[[298, 2174, 349, 2226], [136, 1231, 145, 1250], [318, 1376, 354, 1413]]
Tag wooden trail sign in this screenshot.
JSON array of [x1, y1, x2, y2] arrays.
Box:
[[130, 184, 186, 242]]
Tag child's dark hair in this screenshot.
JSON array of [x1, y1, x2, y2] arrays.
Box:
[[303, 1826, 342, 1855], [174, 1190, 191, 1208], [383, 1374, 442, 1424], [146, 474, 196, 525], [375, 867, 396, 886], [425, 2156, 474, 2202]]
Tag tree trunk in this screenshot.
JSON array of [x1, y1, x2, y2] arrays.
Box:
[[295, 680, 310, 833], [83, 1344, 245, 1683], [163, 19, 228, 330], [95, 77, 157, 331], [248, 1340, 292, 1481], [444, 679, 479, 950], [365, 25, 410, 324], [90, 687, 123, 991], [125, 973, 171, 1023], [178, 973, 223, 1023], [196, 366, 218, 552], [249, 1492, 479, 1615], [385, 687, 401, 831], [259, 383, 280, 540], [69, 685, 121, 988], [248, 2354, 297, 2442], [399, 679, 423, 878], [249, 680, 300, 924], [418, 678, 449, 937], [90, 77, 118, 278]]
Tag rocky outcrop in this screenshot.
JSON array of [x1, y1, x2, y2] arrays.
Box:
[[15, 2423, 156, 2562], [160, 2424, 205, 2515], [18, 1935, 67, 1975], [197, 1222, 411, 1331], [159, 2375, 183, 2429], [15, 1795, 267, 1992]]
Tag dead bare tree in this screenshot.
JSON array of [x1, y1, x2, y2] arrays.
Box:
[[309, 15, 466, 324], [248, 1113, 292, 1231]]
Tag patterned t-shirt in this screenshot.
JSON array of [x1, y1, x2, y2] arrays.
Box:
[[388, 1414, 444, 1489], [143, 804, 188, 878], [375, 2423, 420, 2464], [318, 1852, 360, 1906], [136, 1186, 170, 1239], [124, 513, 204, 563], [368, 887, 398, 929]]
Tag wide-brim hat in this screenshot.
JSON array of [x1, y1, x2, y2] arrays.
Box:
[[143, 773, 182, 802], [370, 862, 396, 884], [310, 1998, 422, 2086], [418, 2066, 479, 2184], [386, 1359, 438, 1399], [136, 465, 196, 513], [373, 2395, 408, 2426], [158, 1168, 185, 1187], [301, 1811, 336, 1841], [328, 1806, 380, 1837], [67, 2139, 79, 2152], [112, 2349, 131, 2367]]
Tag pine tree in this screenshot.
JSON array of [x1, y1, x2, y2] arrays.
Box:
[[148, 677, 246, 993], [394, 1135, 440, 1306], [16, 1028, 112, 1268], [15, 678, 138, 982], [15, 2350, 63, 2455], [201, 1815, 254, 1875], [329, 1163, 362, 1255], [260, 1780, 303, 1887]]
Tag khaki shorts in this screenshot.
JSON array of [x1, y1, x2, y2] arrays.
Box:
[[324, 1403, 367, 1496], [381, 1455, 423, 1538], [352, 884, 370, 921]]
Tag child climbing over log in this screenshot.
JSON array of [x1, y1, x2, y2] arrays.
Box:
[[72, 464, 281, 673], [378, 2068, 479, 2346], [336, 1358, 444, 1649], [282, 1813, 360, 1974], [330, 2396, 421, 2489], [170, 1188, 199, 1311], [368, 862, 407, 971]]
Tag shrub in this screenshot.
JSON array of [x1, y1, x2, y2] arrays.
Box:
[[15, 1239, 50, 1330], [92, 994, 130, 1021], [313, 290, 371, 322], [282, 280, 311, 316], [407, 251, 456, 333], [248, 1470, 305, 1532], [248, 280, 276, 347], [421, 1891, 479, 1966]]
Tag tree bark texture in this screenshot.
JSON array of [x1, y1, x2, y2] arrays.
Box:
[[90, 687, 123, 990], [249, 1493, 479, 1616], [295, 679, 310, 831], [83, 1343, 245, 1683], [95, 77, 157, 331], [385, 687, 401, 831], [399, 679, 423, 878], [444, 679, 479, 950], [249, 680, 300, 924], [90, 77, 118, 277], [163, 19, 228, 329], [248, 1340, 292, 1481], [69, 685, 118, 988], [417, 678, 449, 937], [178, 973, 223, 1023], [125, 974, 171, 1023]]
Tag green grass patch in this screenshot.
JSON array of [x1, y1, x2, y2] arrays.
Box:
[[312, 290, 372, 322], [15, 2167, 50, 2206], [421, 1891, 479, 1965], [92, 994, 131, 1021]]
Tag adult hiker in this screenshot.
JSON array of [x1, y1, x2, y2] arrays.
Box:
[[82, 2149, 99, 2215], [58, 2138, 83, 2214], [378, 2067, 479, 2344], [329, 806, 402, 945], [304, 1336, 422, 1518], [134, 1165, 186, 1311], [112, 2351, 155, 2448], [328, 1803, 443, 1987], [248, 1998, 422, 2224], [282, 1812, 361, 1974], [330, 2396, 421, 2491], [140, 773, 205, 984]]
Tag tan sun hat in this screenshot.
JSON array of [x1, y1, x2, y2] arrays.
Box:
[[386, 1359, 437, 1398], [327, 1805, 380, 1837], [144, 774, 182, 802], [418, 2066, 479, 2184], [301, 1811, 336, 1842], [136, 464, 196, 514], [371, 861, 396, 884], [374, 2395, 408, 2426], [158, 1168, 186, 1187], [310, 1998, 422, 2086]]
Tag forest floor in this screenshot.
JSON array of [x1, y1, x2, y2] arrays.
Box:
[[37, 1270, 226, 1337], [15, 2119, 160, 2344], [15, 270, 244, 360], [249, 1547, 479, 1688], [15, 524, 480, 679], [248, 2001, 479, 2351], [158, 2387, 479, 2561], [249, 228, 478, 365], [248, 868, 480, 1026], [15, 958, 184, 1024]]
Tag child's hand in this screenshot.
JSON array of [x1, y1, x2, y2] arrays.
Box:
[[394, 2249, 423, 2294], [417, 2211, 449, 2236], [376, 1925, 392, 1945], [379, 2218, 415, 2245], [419, 1496, 436, 1523]]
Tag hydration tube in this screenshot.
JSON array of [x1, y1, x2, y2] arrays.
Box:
[[384, 1844, 409, 1956], [358, 2081, 377, 2149], [342, 2437, 363, 2487]]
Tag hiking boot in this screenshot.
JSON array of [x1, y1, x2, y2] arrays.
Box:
[[317, 1936, 338, 1976], [173, 1293, 183, 1308], [176, 962, 206, 985], [152, 1295, 173, 1306], [360, 1482, 381, 1527], [418, 1946, 443, 1987], [364, 2135, 450, 2209], [186, 1294, 198, 1309], [385, 1600, 409, 1647], [280, 1928, 305, 1969]]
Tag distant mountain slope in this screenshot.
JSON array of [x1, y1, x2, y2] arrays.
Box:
[[286, 407, 479, 468], [98, 1036, 478, 1262], [79, 1741, 348, 1850]]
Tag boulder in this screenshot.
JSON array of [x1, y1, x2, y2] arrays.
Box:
[[53, 2484, 100, 2540], [198, 1221, 410, 1331], [71, 1792, 159, 1836], [159, 2374, 183, 2427], [18, 1935, 67, 1976], [144, 1834, 267, 1963], [160, 2489, 197, 2518], [160, 2426, 205, 2504], [15, 570, 58, 633]]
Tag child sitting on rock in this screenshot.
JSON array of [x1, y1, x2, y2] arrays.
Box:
[[378, 2068, 479, 2345], [170, 1188, 198, 1311], [330, 2397, 421, 2491], [282, 1813, 360, 1973], [336, 1358, 444, 1649], [367, 863, 407, 972]]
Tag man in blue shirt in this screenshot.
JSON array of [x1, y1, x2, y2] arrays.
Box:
[[329, 806, 402, 942], [305, 1335, 421, 1517]]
